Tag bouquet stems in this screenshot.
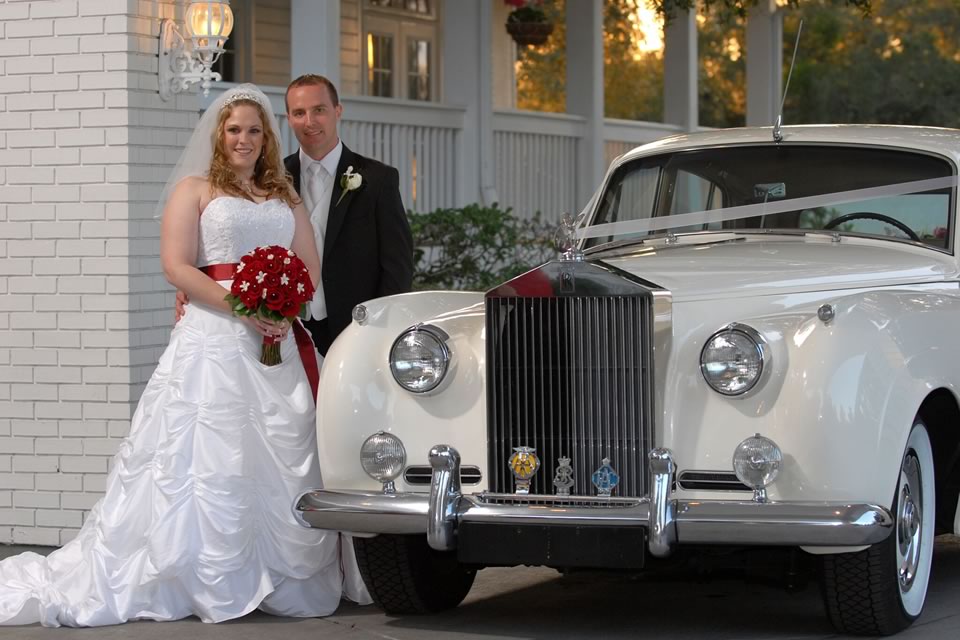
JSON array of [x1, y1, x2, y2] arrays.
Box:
[[261, 336, 281, 366]]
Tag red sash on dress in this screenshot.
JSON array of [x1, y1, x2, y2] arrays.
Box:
[[200, 263, 320, 404]]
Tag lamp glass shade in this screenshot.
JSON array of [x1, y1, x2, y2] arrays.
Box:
[[185, 1, 234, 42]]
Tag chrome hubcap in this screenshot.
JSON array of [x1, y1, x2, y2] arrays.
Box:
[[897, 453, 923, 592]]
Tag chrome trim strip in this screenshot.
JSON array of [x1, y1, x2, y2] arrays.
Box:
[[427, 444, 460, 551], [403, 465, 482, 485]]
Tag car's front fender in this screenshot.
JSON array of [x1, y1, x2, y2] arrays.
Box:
[[316, 291, 488, 490], [667, 286, 960, 508]]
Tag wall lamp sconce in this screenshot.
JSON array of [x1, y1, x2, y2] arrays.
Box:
[[159, 1, 234, 101]]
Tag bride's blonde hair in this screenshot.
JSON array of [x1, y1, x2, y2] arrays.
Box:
[[208, 98, 299, 208]]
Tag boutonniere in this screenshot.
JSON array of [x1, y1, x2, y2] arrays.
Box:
[[335, 166, 363, 206]]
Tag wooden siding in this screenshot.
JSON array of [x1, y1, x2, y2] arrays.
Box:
[[252, 0, 291, 87], [341, 0, 362, 95]]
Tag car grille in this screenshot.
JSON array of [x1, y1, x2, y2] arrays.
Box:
[[486, 281, 654, 498]]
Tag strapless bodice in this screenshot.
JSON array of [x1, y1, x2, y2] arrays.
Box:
[[197, 197, 295, 267]]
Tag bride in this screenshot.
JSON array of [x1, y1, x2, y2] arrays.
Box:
[[0, 84, 370, 626]]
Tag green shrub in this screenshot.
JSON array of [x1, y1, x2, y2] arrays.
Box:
[[408, 204, 555, 291]]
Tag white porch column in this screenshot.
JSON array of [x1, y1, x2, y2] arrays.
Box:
[[746, 1, 783, 127], [663, 9, 698, 131], [565, 0, 605, 210], [290, 0, 340, 87], [443, 0, 495, 206]]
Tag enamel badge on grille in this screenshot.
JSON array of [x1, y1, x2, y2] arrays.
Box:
[[553, 456, 574, 496], [509, 446, 540, 494], [592, 457, 620, 497]]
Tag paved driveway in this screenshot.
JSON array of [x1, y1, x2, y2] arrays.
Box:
[[2, 537, 959, 639]]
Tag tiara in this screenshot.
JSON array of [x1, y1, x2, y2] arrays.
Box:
[[220, 90, 268, 111]]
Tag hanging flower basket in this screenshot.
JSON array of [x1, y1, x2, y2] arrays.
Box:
[[506, 20, 554, 47], [505, 3, 553, 47]]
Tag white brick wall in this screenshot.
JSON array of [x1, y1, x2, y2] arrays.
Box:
[[0, 0, 198, 546]]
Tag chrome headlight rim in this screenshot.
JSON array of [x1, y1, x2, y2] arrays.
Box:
[[699, 322, 769, 397], [389, 323, 451, 394]]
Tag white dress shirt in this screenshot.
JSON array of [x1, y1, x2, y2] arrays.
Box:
[[300, 140, 342, 321]]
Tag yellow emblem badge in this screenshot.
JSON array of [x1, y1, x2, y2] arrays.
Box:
[[509, 446, 540, 494]]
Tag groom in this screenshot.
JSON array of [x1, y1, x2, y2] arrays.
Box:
[[284, 74, 414, 357]]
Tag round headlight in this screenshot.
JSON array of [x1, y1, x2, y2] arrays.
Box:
[[389, 324, 450, 393], [700, 324, 767, 396], [360, 431, 407, 482], [732, 434, 782, 490]]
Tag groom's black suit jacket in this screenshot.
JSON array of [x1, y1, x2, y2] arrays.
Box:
[[284, 144, 414, 356]]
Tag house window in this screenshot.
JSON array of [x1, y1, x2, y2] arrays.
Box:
[[208, 0, 291, 87], [370, 0, 431, 14], [367, 33, 395, 98], [363, 1, 439, 101], [407, 38, 430, 101]]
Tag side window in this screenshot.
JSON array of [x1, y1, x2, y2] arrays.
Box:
[[587, 165, 661, 247]]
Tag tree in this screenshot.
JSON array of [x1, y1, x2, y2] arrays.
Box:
[[783, 0, 960, 128]]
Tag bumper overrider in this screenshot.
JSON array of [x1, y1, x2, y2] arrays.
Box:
[[295, 445, 893, 558]]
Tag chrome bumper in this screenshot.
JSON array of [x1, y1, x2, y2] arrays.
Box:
[[295, 445, 893, 557]]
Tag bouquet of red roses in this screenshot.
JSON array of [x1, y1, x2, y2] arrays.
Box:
[[224, 245, 315, 366]]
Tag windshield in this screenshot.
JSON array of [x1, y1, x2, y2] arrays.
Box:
[[585, 145, 955, 252]]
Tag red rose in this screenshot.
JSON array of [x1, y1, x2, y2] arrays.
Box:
[[264, 259, 283, 274], [240, 291, 259, 309], [265, 289, 285, 311], [279, 299, 299, 317]]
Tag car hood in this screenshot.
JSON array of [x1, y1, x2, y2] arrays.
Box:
[[597, 237, 957, 301]]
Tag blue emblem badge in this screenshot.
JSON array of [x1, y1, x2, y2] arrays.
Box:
[[591, 457, 620, 497]]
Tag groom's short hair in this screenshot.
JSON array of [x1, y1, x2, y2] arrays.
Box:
[[286, 74, 340, 111]]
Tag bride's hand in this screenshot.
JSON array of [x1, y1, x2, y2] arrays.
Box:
[[242, 316, 290, 340]]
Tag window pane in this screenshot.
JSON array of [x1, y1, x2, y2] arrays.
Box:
[[369, 0, 429, 14], [407, 39, 430, 101], [367, 33, 394, 98]]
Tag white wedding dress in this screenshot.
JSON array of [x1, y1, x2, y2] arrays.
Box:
[[0, 197, 370, 627]]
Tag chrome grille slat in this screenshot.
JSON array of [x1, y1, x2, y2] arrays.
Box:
[[486, 275, 653, 499]]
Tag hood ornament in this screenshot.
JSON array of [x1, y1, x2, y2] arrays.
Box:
[[554, 213, 585, 262]]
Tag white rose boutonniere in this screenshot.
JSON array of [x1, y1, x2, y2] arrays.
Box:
[[336, 166, 363, 206]]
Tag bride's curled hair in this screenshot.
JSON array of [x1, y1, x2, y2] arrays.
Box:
[[208, 97, 300, 208]]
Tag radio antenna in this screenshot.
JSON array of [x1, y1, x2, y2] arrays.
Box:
[[773, 18, 803, 143]]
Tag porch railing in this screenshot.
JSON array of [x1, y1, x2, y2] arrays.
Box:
[[340, 96, 464, 214], [492, 110, 583, 224]]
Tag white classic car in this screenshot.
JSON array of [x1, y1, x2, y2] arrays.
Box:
[[296, 125, 960, 636]]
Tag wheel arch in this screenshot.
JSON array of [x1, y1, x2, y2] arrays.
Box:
[[916, 388, 960, 534]]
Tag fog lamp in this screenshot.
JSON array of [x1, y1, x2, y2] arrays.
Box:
[[732, 433, 782, 502], [360, 431, 406, 492]]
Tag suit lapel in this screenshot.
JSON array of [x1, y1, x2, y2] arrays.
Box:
[[323, 145, 360, 262], [285, 153, 302, 196]]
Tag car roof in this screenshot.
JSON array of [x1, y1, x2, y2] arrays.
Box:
[[617, 124, 960, 166]]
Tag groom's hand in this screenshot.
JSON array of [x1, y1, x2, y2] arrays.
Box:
[[174, 290, 189, 323]]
